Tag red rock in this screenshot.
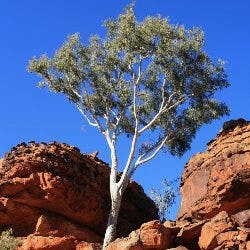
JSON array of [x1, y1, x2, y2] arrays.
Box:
[[140, 220, 172, 249], [163, 219, 207, 249], [2, 119, 250, 249], [34, 214, 102, 242], [178, 119, 250, 221], [107, 220, 172, 250], [232, 209, 250, 227], [108, 120, 250, 250], [0, 141, 157, 248], [76, 242, 102, 250], [18, 235, 77, 250], [0, 197, 41, 236], [175, 220, 207, 249], [215, 229, 249, 249], [163, 220, 183, 235], [247, 241, 250, 250], [166, 247, 189, 250], [198, 211, 234, 249], [107, 230, 142, 250]]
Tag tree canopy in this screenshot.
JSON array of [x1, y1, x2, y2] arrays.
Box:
[[29, 6, 229, 161]]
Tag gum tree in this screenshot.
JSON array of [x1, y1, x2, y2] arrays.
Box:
[[28, 5, 229, 249], [150, 178, 178, 223]]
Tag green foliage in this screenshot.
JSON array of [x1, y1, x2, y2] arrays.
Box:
[[0, 229, 21, 250], [150, 179, 178, 222], [28, 4, 230, 158]]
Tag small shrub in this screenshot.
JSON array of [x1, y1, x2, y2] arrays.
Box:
[[150, 178, 178, 222], [0, 229, 21, 250]]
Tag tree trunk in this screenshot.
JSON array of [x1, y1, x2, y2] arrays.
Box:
[[102, 187, 122, 250]]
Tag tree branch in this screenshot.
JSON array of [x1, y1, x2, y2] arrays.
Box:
[[130, 135, 170, 176], [77, 91, 106, 134], [139, 87, 185, 134], [117, 56, 143, 188], [104, 130, 119, 183], [162, 95, 185, 113], [77, 104, 99, 127], [138, 77, 168, 134]]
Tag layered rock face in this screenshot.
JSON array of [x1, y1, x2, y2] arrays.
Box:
[[108, 119, 250, 249], [0, 142, 158, 249]]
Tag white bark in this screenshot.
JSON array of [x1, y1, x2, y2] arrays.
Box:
[[102, 184, 123, 250]]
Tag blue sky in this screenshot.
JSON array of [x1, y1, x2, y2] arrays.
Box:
[[0, 1, 249, 219]]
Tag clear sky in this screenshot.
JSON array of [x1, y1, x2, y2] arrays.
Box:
[[0, 1, 249, 219]]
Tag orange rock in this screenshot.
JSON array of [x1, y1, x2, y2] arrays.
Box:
[[18, 235, 77, 250], [140, 220, 172, 249], [175, 220, 207, 249], [178, 119, 250, 221], [76, 242, 102, 250], [216, 230, 248, 248], [0, 197, 41, 236], [35, 214, 102, 242], [107, 230, 143, 250], [108, 220, 172, 250], [247, 241, 250, 250], [166, 247, 189, 250], [232, 209, 250, 227], [2, 119, 250, 249], [0, 158, 3, 169], [198, 211, 234, 249], [108, 120, 250, 250], [0, 141, 158, 242]]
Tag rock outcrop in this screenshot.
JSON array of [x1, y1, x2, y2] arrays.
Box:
[[0, 141, 158, 249], [107, 119, 250, 249], [107, 220, 172, 250], [0, 119, 249, 249], [178, 118, 250, 221]]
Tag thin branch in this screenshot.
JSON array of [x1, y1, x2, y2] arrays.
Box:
[[78, 95, 106, 134], [135, 135, 170, 168], [139, 90, 185, 134], [64, 74, 82, 99], [70, 86, 81, 99], [135, 55, 143, 85], [79, 98, 118, 178], [110, 109, 119, 122], [77, 84, 107, 134], [57, 78, 103, 129], [77, 105, 98, 127], [162, 95, 185, 113], [138, 77, 168, 134]]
